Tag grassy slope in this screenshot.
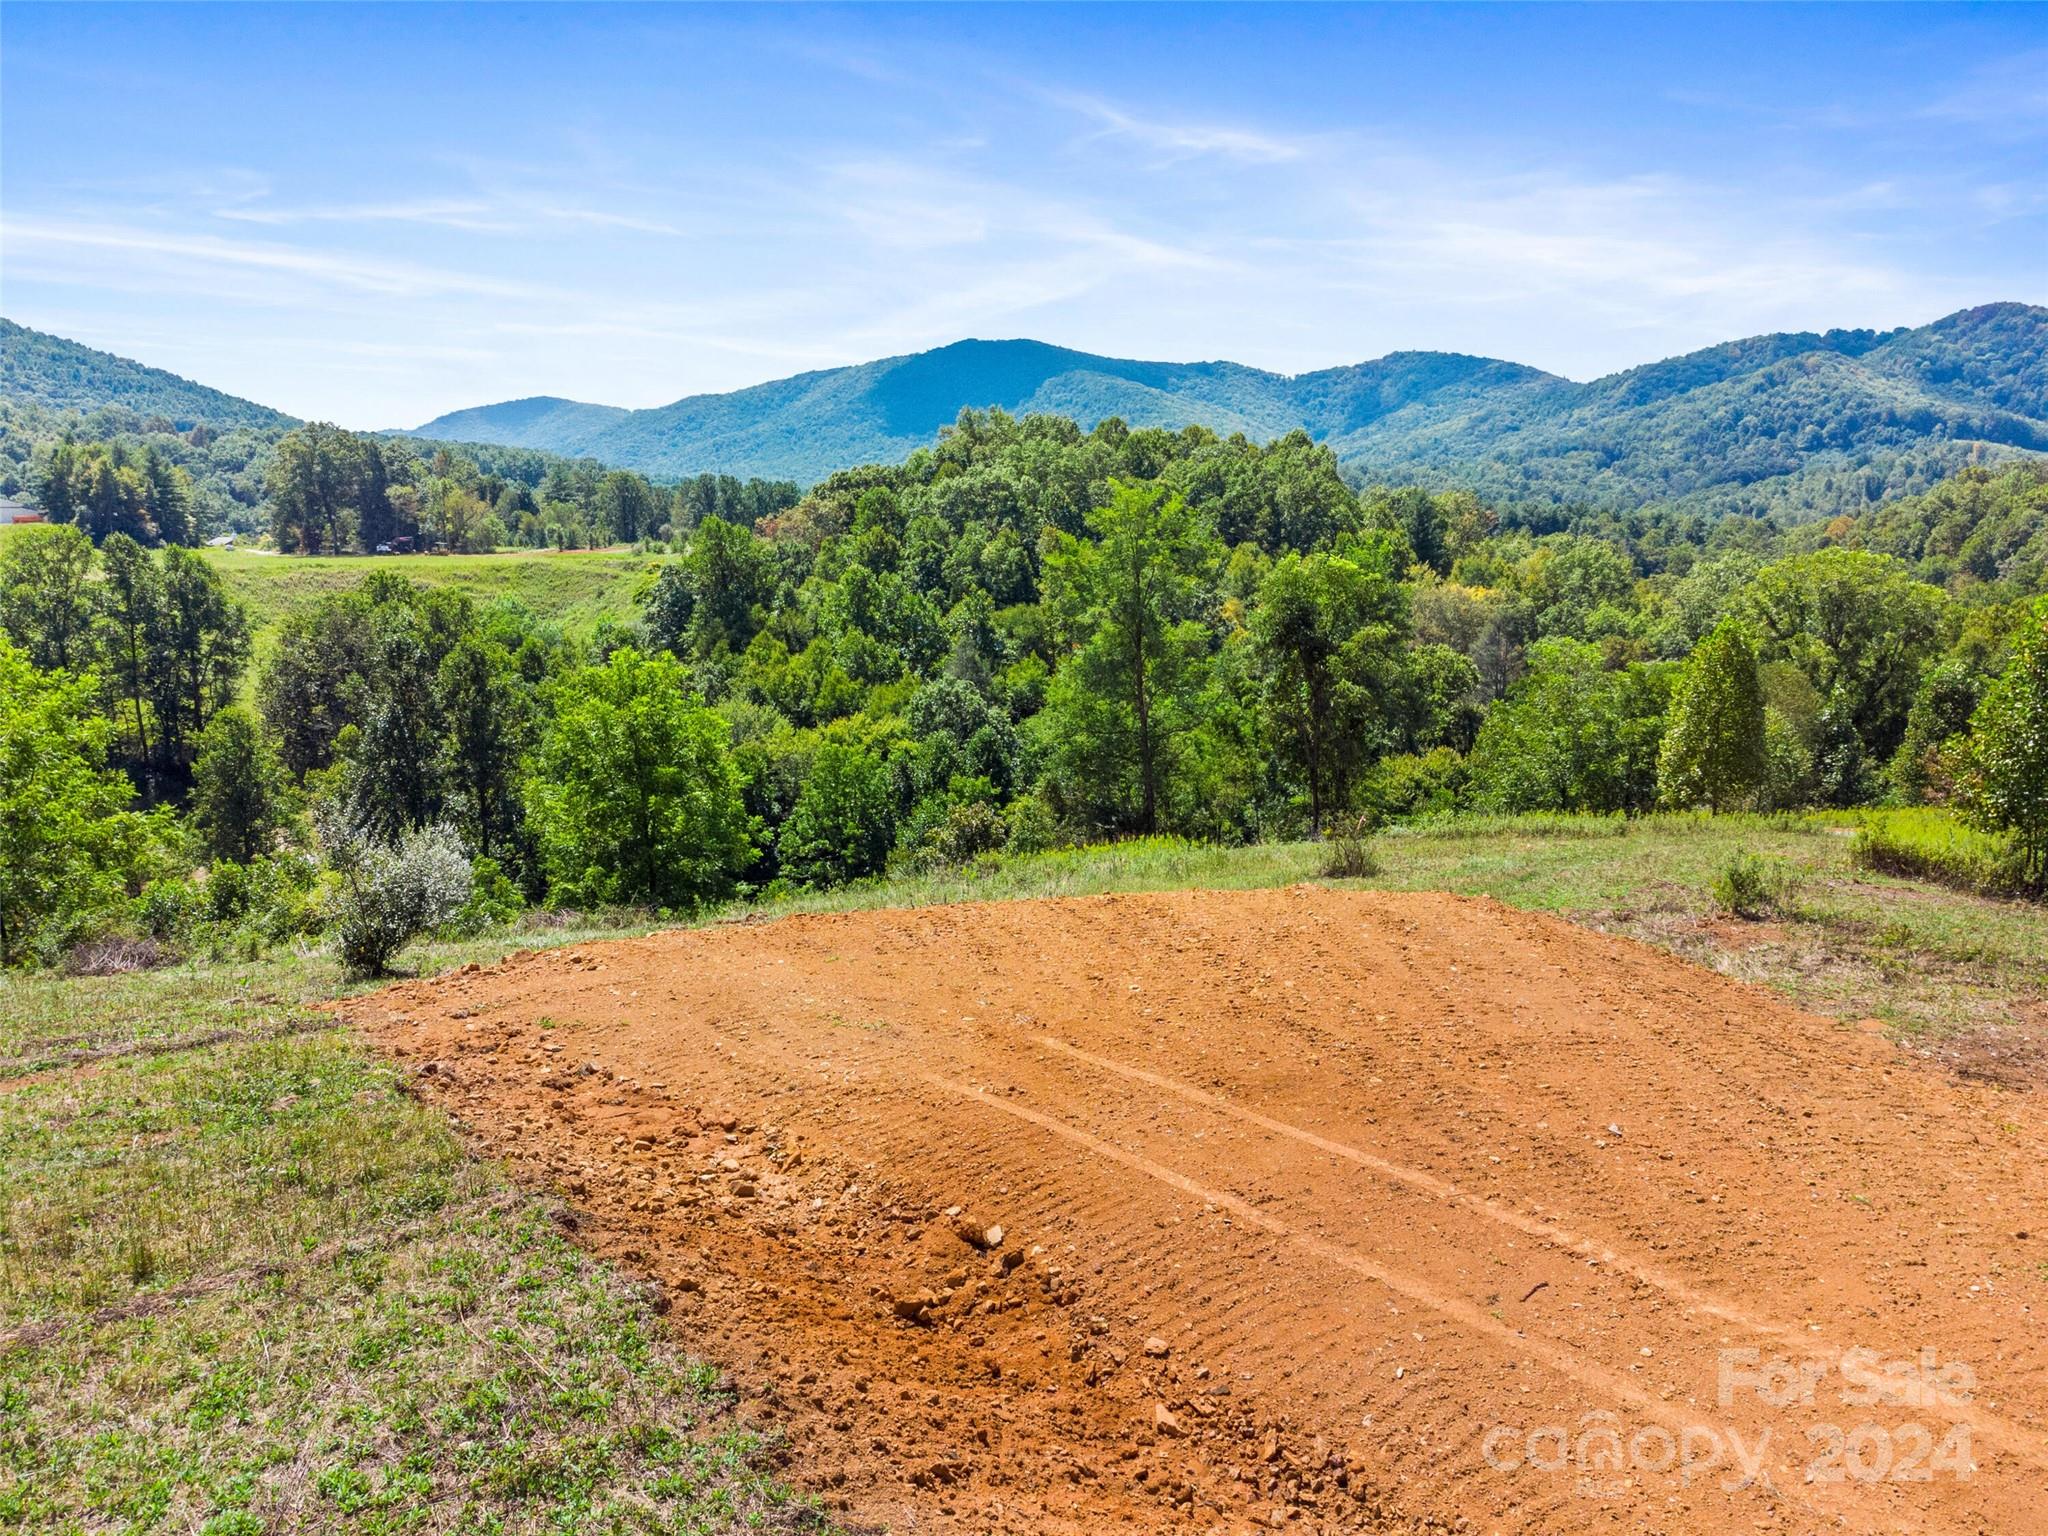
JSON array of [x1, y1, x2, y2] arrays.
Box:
[[0, 916, 828, 1535], [0, 529, 658, 657], [205, 547, 658, 640], [5, 815, 2043, 1531], [198, 547, 660, 702]]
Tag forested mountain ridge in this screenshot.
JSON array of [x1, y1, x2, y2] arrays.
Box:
[[0, 321, 765, 543], [411, 303, 2048, 517], [0, 318, 295, 431], [5, 305, 2044, 532], [392, 394, 630, 449], [411, 339, 1566, 483]]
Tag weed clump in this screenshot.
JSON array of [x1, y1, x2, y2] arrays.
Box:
[[1710, 852, 1799, 919], [1320, 816, 1382, 879], [1851, 809, 2035, 899]]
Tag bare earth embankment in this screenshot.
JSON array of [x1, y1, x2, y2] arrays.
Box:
[[339, 888, 2048, 1533]]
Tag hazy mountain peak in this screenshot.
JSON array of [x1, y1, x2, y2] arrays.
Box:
[[7, 307, 2043, 523]]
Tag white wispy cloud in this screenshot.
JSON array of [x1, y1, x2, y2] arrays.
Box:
[[215, 195, 682, 237], [1291, 163, 1929, 361], [6, 12, 2034, 428], [1044, 89, 1311, 165], [1921, 50, 2048, 126], [3, 216, 549, 301], [216, 198, 517, 232]]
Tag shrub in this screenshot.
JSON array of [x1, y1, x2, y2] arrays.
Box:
[[135, 877, 205, 943], [927, 800, 1007, 866], [1361, 748, 1468, 824], [327, 821, 473, 978], [899, 777, 1010, 872], [777, 742, 896, 889], [203, 859, 254, 924], [1961, 594, 2048, 890], [1003, 791, 1063, 855], [448, 855, 524, 937], [1319, 814, 1382, 879], [1710, 852, 1798, 919]]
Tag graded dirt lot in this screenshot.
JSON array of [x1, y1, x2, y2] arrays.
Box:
[[341, 889, 2048, 1534]]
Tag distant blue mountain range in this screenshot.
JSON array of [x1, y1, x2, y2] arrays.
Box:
[[408, 304, 2048, 517], [5, 304, 2043, 522]]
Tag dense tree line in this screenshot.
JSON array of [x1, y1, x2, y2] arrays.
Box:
[[2, 410, 2045, 973], [0, 523, 248, 799], [262, 425, 797, 555], [4, 397, 797, 551]]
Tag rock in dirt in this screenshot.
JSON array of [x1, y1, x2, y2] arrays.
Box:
[[1151, 1402, 1186, 1438], [892, 1290, 939, 1323], [953, 1214, 992, 1249]]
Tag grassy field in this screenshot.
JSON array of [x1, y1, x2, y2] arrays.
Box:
[[5, 814, 2043, 1531], [202, 546, 659, 653], [0, 914, 832, 1534], [1365, 812, 2046, 1050], [1, 526, 661, 674]]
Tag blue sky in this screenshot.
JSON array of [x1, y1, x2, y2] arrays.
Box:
[[4, 2, 2044, 428]]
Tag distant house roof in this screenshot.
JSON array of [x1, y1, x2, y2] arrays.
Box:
[[205, 532, 237, 548], [0, 499, 45, 525]]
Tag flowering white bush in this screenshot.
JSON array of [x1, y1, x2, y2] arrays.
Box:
[[326, 819, 473, 977]]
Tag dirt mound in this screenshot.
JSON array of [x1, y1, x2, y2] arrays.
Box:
[[341, 888, 2048, 1533]]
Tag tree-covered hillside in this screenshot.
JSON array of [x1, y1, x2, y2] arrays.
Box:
[[10, 308, 2046, 534], [5, 407, 2047, 976], [0, 323, 792, 545], [396, 394, 629, 452], [408, 304, 2048, 520], [0, 320, 294, 431]]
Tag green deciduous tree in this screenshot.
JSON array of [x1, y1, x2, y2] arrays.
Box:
[[775, 741, 896, 888], [146, 547, 251, 779], [435, 634, 527, 861], [672, 515, 777, 659], [266, 424, 414, 554], [1736, 550, 1949, 768], [258, 588, 379, 777], [525, 648, 752, 909], [1965, 595, 2048, 888], [597, 470, 660, 544], [1468, 640, 1674, 814], [191, 704, 292, 863], [94, 534, 163, 788], [1657, 619, 1767, 811], [1036, 480, 1223, 834], [1889, 658, 1985, 804], [0, 638, 138, 964], [0, 522, 96, 672], [1247, 541, 1409, 832]]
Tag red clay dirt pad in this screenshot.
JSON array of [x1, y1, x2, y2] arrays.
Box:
[[339, 888, 2048, 1534]]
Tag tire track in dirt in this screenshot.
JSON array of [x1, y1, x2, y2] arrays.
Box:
[[1030, 1032, 2048, 1473], [342, 888, 2048, 1533], [922, 1069, 1741, 1433]]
